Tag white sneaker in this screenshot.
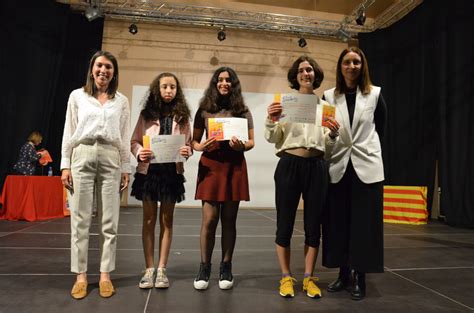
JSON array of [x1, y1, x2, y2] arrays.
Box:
[[138, 268, 155, 289], [218, 279, 234, 290], [155, 268, 170, 288]]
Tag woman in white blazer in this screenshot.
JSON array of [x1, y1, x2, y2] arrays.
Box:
[[322, 47, 387, 300]]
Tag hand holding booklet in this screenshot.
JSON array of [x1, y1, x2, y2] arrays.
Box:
[[142, 135, 186, 163], [321, 104, 336, 127]]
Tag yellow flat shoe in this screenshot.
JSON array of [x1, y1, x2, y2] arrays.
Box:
[[71, 281, 88, 300], [99, 280, 115, 298]]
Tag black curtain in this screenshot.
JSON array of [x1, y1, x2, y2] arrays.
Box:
[[0, 0, 103, 189], [359, 0, 474, 228]]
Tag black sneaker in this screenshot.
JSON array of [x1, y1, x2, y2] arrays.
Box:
[[193, 263, 211, 290], [219, 261, 234, 290]]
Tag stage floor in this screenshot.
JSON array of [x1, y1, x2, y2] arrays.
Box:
[[0, 207, 473, 313]]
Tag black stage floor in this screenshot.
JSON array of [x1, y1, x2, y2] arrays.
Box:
[[0, 207, 473, 313]]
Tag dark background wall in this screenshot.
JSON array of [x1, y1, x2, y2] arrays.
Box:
[[0, 0, 103, 186], [359, 0, 474, 227]]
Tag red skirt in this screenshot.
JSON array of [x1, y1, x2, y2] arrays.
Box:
[[195, 142, 249, 201]]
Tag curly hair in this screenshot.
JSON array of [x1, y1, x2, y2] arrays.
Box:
[[287, 55, 324, 90], [141, 73, 191, 126], [198, 67, 248, 117], [335, 46, 372, 95]]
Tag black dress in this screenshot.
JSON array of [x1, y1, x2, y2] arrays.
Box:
[[131, 116, 185, 203], [322, 90, 387, 273]]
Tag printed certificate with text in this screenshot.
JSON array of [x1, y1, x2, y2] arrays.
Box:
[[143, 134, 186, 163], [208, 118, 249, 141], [278, 93, 317, 124]]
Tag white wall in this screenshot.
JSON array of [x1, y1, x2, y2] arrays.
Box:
[[128, 86, 279, 208]]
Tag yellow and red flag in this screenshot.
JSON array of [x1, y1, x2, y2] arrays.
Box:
[[383, 186, 428, 225]]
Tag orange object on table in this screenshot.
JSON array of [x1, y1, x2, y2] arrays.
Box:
[[0, 175, 67, 221]]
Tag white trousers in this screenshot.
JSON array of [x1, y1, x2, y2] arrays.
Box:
[[69, 142, 121, 273]]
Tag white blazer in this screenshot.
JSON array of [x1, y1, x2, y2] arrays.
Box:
[[323, 86, 384, 184]]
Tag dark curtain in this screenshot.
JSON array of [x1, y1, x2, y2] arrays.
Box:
[[359, 0, 474, 228], [0, 0, 103, 189]]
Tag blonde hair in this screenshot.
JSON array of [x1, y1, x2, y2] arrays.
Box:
[[27, 131, 42, 145]]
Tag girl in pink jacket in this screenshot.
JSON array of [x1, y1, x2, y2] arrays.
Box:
[[130, 73, 192, 289]]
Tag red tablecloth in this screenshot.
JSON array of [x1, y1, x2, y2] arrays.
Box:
[[0, 175, 66, 221]]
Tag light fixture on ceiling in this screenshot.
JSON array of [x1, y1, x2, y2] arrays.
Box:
[[298, 37, 307, 48], [217, 26, 226, 41], [336, 29, 351, 42], [84, 1, 101, 22], [356, 8, 367, 26], [129, 23, 138, 35]]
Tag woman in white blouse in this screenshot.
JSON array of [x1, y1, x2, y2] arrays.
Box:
[[61, 51, 131, 300]]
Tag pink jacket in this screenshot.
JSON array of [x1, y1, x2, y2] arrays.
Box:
[[131, 114, 192, 175]]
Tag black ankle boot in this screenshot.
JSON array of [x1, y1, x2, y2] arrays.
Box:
[[350, 271, 366, 300], [327, 266, 350, 292]]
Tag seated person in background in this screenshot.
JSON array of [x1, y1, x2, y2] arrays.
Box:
[[13, 131, 45, 175]]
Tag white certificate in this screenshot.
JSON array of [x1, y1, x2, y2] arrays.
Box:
[[279, 93, 317, 124], [149, 134, 186, 164], [208, 117, 249, 141]]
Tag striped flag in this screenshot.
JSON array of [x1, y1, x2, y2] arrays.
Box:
[[383, 186, 428, 225]]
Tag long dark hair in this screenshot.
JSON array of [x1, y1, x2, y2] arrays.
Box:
[[83, 51, 119, 98], [335, 46, 372, 95], [141, 72, 191, 126], [287, 55, 324, 90], [198, 67, 248, 117]]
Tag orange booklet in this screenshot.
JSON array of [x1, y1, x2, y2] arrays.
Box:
[[38, 149, 52, 165], [274, 93, 281, 103], [208, 119, 224, 140], [143, 135, 151, 149], [322, 104, 336, 127]]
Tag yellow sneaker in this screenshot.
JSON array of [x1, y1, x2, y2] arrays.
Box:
[[303, 276, 321, 298], [279, 276, 297, 298]]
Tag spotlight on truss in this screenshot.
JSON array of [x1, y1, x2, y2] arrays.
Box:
[[84, 4, 101, 22], [356, 8, 366, 26], [336, 29, 351, 42], [298, 38, 307, 48], [217, 26, 226, 41], [129, 23, 138, 35]]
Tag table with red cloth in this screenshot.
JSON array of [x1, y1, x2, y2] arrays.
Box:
[[0, 175, 68, 221]]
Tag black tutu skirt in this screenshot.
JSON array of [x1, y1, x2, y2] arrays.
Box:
[[131, 163, 185, 203]]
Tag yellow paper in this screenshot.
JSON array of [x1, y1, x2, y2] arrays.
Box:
[[143, 135, 151, 149], [322, 104, 336, 127], [274, 93, 281, 103]]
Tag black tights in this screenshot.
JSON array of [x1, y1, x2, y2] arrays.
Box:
[[199, 201, 239, 264]]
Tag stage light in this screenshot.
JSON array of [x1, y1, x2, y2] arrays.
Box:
[[129, 23, 138, 35], [84, 5, 101, 22], [356, 8, 366, 26], [217, 27, 226, 41], [336, 29, 351, 42], [298, 38, 307, 48]]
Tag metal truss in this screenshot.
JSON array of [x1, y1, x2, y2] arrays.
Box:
[[60, 0, 422, 41]]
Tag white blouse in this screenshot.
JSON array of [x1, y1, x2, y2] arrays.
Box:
[[60, 88, 131, 173], [264, 97, 336, 158]]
